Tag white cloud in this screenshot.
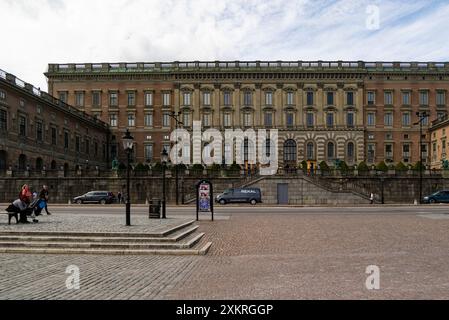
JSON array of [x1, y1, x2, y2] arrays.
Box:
[[0, 0, 448, 91]]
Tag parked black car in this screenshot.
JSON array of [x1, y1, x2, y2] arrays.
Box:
[[73, 191, 115, 204], [215, 188, 262, 205], [422, 190, 449, 203]]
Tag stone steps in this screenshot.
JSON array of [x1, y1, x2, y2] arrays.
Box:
[[0, 219, 196, 238], [0, 219, 212, 255], [0, 232, 205, 250], [0, 225, 199, 243]]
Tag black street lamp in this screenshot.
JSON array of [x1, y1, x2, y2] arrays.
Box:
[[122, 129, 134, 226], [169, 111, 183, 205], [414, 111, 428, 204], [161, 148, 169, 219]]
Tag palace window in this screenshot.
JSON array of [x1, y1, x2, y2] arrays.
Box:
[[327, 142, 335, 160], [203, 113, 211, 127], [183, 112, 191, 127], [162, 113, 170, 127], [64, 131, 69, 149], [51, 127, 57, 145], [243, 91, 252, 106], [223, 91, 232, 106], [384, 91, 393, 105], [58, 91, 67, 103], [75, 91, 85, 107], [367, 113, 375, 126], [109, 92, 118, 106], [92, 91, 101, 107], [36, 121, 43, 142], [385, 144, 393, 160], [367, 91, 375, 105], [265, 91, 273, 106], [75, 136, 80, 152], [346, 112, 354, 127], [326, 113, 334, 127], [346, 92, 354, 106], [203, 92, 211, 106], [19, 116, 26, 136], [162, 93, 171, 106], [384, 112, 393, 126], [327, 92, 334, 106], [306, 112, 314, 127], [286, 92, 294, 105], [419, 91, 429, 106], [283, 139, 297, 162], [127, 92, 136, 106], [402, 112, 411, 126], [264, 112, 272, 127], [145, 144, 153, 162], [0, 109, 7, 130], [367, 144, 375, 163], [223, 113, 231, 127], [306, 142, 315, 160], [286, 113, 294, 127], [306, 92, 314, 106], [243, 112, 252, 127], [144, 113, 153, 127], [402, 91, 410, 105], [347, 142, 355, 160], [183, 92, 191, 106], [110, 114, 117, 127], [437, 91, 446, 106], [141, 92, 151, 107]]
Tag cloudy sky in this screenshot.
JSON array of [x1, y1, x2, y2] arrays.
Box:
[[1, 0, 448, 90]]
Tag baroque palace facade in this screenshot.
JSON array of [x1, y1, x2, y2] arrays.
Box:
[[45, 61, 449, 168], [0, 69, 110, 172]]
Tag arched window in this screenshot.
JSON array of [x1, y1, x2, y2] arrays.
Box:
[[306, 142, 315, 160], [51, 160, 57, 170], [242, 138, 255, 163], [35, 158, 43, 170], [265, 139, 271, 158], [18, 154, 27, 170], [347, 142, 355, 161], [327, 142, 335, 160], [283, 139, 297, 162], [0, 150, 7, 170]]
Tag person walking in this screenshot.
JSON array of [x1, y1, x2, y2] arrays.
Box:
[[39, 185, 51, 215], [117, 191, 122, 204], [370, 192, 374, 204]]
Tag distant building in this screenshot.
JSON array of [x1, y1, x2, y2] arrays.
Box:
[[0, 69, 110, 173], [429, 115, 449, 169], [45, 61, 449, 168]]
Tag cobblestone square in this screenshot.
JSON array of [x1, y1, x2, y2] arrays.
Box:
[[1, 207, 449, 299]]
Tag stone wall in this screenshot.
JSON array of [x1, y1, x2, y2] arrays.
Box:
[[0, 175, 244, 204], [1, 173, 448, 205]]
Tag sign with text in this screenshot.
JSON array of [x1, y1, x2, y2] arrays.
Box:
[[196, 179, 214, 221]]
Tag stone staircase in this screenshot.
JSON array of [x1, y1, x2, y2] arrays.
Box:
[[0, 220, 212, 255]]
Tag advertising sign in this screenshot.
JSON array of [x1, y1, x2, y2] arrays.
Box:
[[196, 179, 214, 221]]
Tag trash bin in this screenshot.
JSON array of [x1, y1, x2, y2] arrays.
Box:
[[149, 198, 161, 219]]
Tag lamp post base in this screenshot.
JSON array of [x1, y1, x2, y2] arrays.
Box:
[[126, 201, 131, 226]]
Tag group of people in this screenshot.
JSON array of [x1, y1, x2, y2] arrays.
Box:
[[7, 184, 51, 223]]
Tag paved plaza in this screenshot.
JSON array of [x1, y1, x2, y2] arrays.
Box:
[[1, 205, 449, 299]]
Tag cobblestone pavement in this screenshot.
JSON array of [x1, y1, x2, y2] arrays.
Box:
[[167, 213, 449, 299], [2, 211, 449, 299]]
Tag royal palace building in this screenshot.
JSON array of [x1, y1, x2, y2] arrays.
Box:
[[45, 61, 449, 169], [0, 69, 110, 173]]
